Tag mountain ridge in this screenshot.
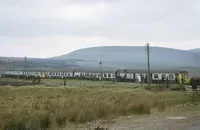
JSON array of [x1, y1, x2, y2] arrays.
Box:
[[54, 46, 193, 59], [189, 48, 200, 53], [53, 46, 200, 69], [1, 46, 200, 77], [1, 46, 200, 71]]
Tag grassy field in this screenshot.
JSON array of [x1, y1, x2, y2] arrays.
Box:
[[0, 78, 199, 130]]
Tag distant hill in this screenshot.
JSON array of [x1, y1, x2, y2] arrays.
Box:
[[0, 57, 79, 72], [54, 46, 200, 69], [1, 46, 200, 76], [189, 48, 200, 54]]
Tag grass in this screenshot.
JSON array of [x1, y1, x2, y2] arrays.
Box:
[[0, 78, 198, 130], [44, 78, 140, 88]]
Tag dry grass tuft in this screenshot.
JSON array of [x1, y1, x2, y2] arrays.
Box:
[[0, 82, 195, 129]]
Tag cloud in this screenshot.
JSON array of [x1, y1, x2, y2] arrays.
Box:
[[0, 35, 135, 58], [0, 0, 199, 57], [1, 35, 200, 58]]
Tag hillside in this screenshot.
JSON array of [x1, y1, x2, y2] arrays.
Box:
[[0, 57, 79, 72], [1, 46, 200, 75], [189, 48, 200, 54], [54, 46, 200, 69]]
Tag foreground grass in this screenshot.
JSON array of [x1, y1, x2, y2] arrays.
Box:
[[0, 84, 197, 130]]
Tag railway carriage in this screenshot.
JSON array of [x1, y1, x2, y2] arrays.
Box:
[[46, 69, 74, 79], [73, 69, 116, 81], [1, 68, 189, 84], [116, 69, 188, 84], [2, 70, 43, 78]]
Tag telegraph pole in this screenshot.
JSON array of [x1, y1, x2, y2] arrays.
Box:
[[146, 43, 151, 87], [99, 61, 103, 88], [24, 56, 27, 77], [13, 61, 15, 70], [99, 61, 102, 81]]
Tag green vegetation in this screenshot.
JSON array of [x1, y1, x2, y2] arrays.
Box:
[[0, 79, 198, 130]]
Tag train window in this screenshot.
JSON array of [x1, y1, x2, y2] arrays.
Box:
[[104, 73, 107, 77], [154, 74, 158, 79], [108, 73, 111, 78], [169, 74, 174, 79]]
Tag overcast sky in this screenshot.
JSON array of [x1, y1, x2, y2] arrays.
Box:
[[0, 0, 200, 58]]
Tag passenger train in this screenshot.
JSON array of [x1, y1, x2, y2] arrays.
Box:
[[1, 69, 189, 84]]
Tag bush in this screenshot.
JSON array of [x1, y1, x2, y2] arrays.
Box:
[[2, 113, 51, 130], [170, 85, 184, 91]]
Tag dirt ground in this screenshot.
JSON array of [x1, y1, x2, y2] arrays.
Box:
[[65, 103, 200, 130]]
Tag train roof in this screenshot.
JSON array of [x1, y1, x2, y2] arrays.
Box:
[[47, 68, 187, 73], [47, 68, 115, 73], [5, 69, 44, 72], [117, 69, 188, 73], [3, 68, 188, 74], [75, 69, 115, 73], [47, 69, 74, 72]]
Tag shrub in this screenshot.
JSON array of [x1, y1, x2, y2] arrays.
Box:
[[170, 85, 184, 91]]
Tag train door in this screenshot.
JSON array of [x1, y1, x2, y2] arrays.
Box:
[[160, 73, 166, 84], [135, 73, 141, 83], [180, 72, 189, 84], [41, 72, 46, 78], [161, 74, 166, 80], [177, 73, 182, 84], [183, 72, 190, 84]]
